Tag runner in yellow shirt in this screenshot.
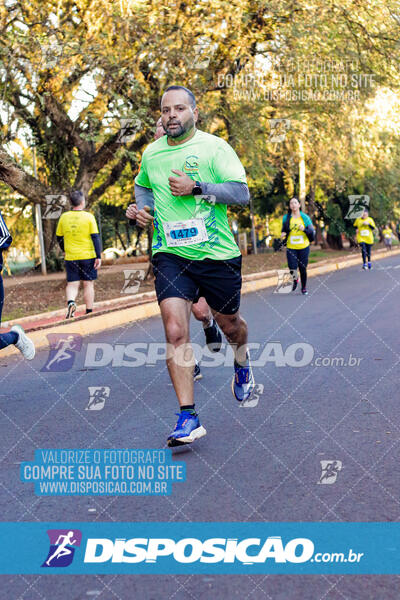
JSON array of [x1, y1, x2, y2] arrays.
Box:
[[382, 225, 393, 251], [281, 197, 315, 295], [56, 191, 102, 318], [353, 209, 376, 270]]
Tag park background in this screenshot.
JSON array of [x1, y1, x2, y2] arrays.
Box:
[[1, 0, 400, 318]]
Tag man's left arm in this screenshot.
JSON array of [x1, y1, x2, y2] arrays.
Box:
[[197, 181, 250, 206], [91, 233, 102, 258], [203, 141, 249, 205], [168, 171, 249, 206], [169, 140, 250, 206], [56, 215, 64, 251]]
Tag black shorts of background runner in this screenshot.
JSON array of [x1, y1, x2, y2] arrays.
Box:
[[152, 252, 242, 315], [65, 258, 97, 282], [286, 246, 310, 289]]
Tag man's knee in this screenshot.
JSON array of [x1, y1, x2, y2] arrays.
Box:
[[164, 318, 189, 346]]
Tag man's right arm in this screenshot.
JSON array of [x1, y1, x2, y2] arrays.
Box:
[[56, 216, 64, 251], [128, 150, 155, 226], [126, 184, 155, 228], [135, 184, 155, 212]]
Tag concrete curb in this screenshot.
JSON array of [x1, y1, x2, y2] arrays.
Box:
[[3, 247, 400, 358], [1, 291, 156, 330]]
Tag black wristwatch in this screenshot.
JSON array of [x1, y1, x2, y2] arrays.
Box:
[[192, 181, 203, 196]]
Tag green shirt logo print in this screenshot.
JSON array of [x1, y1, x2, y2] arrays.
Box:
[[183, 155, 200, 177]]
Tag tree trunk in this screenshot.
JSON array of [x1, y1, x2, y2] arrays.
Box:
[[307, 182, 323, 247], [42, 218, 58, 256], [320, 229, 329, 249], [125, 222, 131, 246], [327, 233, 343, 250], [315, 222, 323, 246], [298, 139, 306, 212], [348, 236, 357, 248], [115, 222, 126, 251]]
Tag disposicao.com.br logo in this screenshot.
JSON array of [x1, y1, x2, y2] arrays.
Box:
[[83, 536, 363, 565]]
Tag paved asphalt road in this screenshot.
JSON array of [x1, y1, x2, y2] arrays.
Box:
[[1, 253, 400, 599]]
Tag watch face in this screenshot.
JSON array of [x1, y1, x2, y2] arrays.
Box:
[[193, 186, 202, 196]]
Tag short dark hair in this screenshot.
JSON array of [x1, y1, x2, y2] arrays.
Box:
[[163, 85, 196, 109], [70, 190, 85, 207]]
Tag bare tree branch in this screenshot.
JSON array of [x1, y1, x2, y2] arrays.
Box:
[[42, 93, 91, 155], [0, 147, 50, 203]]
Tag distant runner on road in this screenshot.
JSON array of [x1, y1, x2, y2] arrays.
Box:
[[382, 224, 393, 251], [56, 191, 102, 318], [281, 197, 315, 296], [127, 85, 255, 446], [353, 209, 376, 270]]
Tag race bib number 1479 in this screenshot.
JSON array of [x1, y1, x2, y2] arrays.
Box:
[[163, 218, 209, 247]]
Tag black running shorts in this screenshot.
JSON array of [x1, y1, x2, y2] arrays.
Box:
[[65, 258, 97, 282], [152, 252, 242, 315]]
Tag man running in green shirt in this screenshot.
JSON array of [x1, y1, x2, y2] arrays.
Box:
[[127, 85, 255, 446], [132, 117, 223, 382]]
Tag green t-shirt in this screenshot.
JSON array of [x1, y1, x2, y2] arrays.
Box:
[[135, 129, 246, 260]]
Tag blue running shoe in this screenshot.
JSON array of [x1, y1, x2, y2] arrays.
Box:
[[368, 262, 372, 269], [167, 412, 207, 447], [232, 358, 255, 402]]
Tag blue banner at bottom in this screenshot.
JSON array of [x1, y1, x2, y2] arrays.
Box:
[[0, 522, 398, 574]]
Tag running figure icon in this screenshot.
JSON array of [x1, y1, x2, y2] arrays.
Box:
[[45, 531, 77, 566], [43, 335, 80, 372], [41, 529, 82, 568]]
